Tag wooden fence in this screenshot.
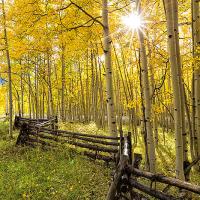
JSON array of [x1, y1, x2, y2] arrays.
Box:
[[15, 116, 200, 200], [106, 132, 200, 200], [15, 116, 119, 164]]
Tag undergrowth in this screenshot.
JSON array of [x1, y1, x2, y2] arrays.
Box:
[[0, 122, 200, 199], [0, 122, 111, 200], [59, 122, 200, 199]]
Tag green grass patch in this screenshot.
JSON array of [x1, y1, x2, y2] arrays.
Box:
[[59, 122, 107, 136], [0, 145, 111, 200], [0, 120, 9, 140], [0, 122, 112, 200]]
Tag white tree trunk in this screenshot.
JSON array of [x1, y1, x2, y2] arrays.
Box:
[[192, 0, 200, 159], [2, 0, 13, 138], [61, 45, 66, 121], [138, 29, 156, 173], [172, 0, 188, 163], [102, 0, 117, 136], [47, 52, 54, 117], [164, 0, 184, 180]]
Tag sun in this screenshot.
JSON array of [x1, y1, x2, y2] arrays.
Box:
[[121, 13, 142, 30]]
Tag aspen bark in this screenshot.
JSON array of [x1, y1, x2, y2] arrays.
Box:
[[172, 1, 188, 163], [98, 56, 106, 128], [139, 63, 150, 171], [183, 83, 195, 161], [47, 52, 54, 117], [20, 60, 24, 117], [61, 45, 66, 121], [147, 40, 158, 147], [195, 70, 200, 156], [192, 0, 200, 159], [78, 61, 86, 122], [28, 73, 32, 118], [35, 58, 39, 120], [85, 50, 90, 122], [2, 0, 13, 138], [102, 0, 117, 136], [138, 29, 156, 173], [164, 0, 184, 180]]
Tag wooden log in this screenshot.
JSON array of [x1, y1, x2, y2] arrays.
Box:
[[48, 132, 119, 146], [33, 130, 119, 146], [35, 117, 57, 128], [28, 137, 56, 147], [83, 151, 115, 162], [130, 179, 178, 200], [131, 154, 144, 199], [14, 116, 56, 129], [106, 155, 129, 200], [30, 130, 118, 152], [35, 122, 52, 128], [40, 128, 120, 140], [19, 117, 49, 122], [68, 134, 119, 146], [29, 132, 58, 142], [31, 128, 118, 152], [163, 159, 196, 193], [131, 190, 149, 200], [64, 139, 118, 153], [29, 129, 58, 137], [131, 167, 200, 194]]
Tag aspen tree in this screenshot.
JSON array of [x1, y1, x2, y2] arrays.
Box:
[[163, 0, 185, 180], [192, 0, 200, 160], [134, 0, 156, 172], [172, 0, 188, 164], [47, 52, 54, 117], [28, 73, 32, 118], [61, 44, 66, 121], [1, 0, 13, 138], [34, 58, 39, 119], [102, 0, 117, 136], [138, 29, 156, 172], [147, 40, 158, 147], [20, 60, 24, 117]]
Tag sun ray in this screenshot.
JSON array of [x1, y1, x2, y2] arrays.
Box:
[[121, 13, 142, 30]]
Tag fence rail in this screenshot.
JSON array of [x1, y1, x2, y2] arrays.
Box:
[[15, 116, 119, 164], [14, 116, 58, 129], [106, 135, 200, 200]]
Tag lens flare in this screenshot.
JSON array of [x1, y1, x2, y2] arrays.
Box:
[[121, 13, 142, 30]]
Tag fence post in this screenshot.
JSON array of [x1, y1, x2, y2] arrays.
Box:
[[16, 123, 29, 145], [13, 116, 20, 129], [128, 132, 132, 164], [55, 116, 58, 131]]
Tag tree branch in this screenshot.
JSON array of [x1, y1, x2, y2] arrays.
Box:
[[70, 0, 104, 27]]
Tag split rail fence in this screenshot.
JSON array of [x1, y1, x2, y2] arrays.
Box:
[[15, 116, 200, 200], [14, 116, 119, 164]]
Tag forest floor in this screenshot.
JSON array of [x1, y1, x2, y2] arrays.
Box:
[[0, 122, 111, 200], [0, 121, 200, 199]]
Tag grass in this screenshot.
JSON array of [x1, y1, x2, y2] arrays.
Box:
[[0, 122, 111, 200], [0, 147, 111, 200], [0, 122, 200, 199]]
